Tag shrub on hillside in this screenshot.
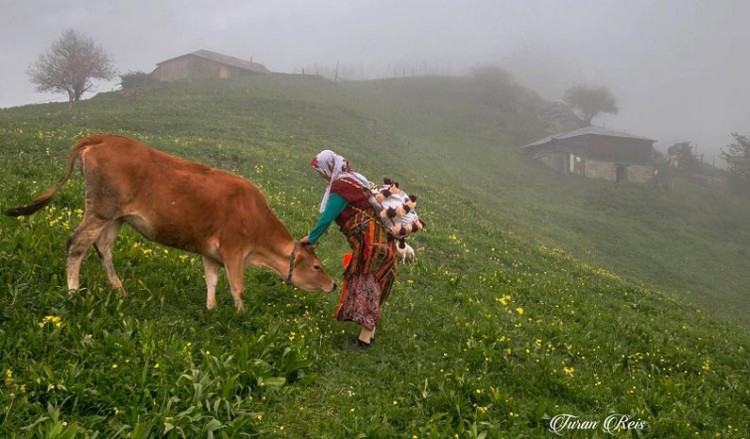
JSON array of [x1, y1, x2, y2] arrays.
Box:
[[119, 71, 163, 96]]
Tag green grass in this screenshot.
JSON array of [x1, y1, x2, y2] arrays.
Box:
[[1, 75, 749, 437]]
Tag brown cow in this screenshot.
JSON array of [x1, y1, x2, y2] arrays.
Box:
[[5, 134, 337, 311]]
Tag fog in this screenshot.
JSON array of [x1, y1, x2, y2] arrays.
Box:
[[2, 0, 749, 161]]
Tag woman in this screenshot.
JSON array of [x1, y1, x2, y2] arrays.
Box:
[[300, 150, 397, 350]]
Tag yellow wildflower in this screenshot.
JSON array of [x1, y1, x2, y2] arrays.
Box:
[[39, 315, 62, 328], [496, 295, 511, 306]]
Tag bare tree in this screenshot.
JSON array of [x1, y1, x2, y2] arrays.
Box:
[[27, 29, 116, 105], [563, 85, 619, 124]]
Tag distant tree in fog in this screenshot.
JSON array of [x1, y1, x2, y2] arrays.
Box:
[[563, 85, 618, 124], [721, 133, 750, 187], [471, 65, 516, 86], [470, 65, 524, 112], [667, 141, 700, 170], [27, 29, 116, 105]]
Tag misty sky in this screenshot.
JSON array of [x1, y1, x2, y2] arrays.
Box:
[[2, 0, 749, 160]]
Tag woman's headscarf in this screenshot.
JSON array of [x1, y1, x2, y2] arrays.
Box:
[[310, 150, 370, 212]]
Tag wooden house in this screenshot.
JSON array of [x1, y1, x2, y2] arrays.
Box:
[[522, 126, 656, 183], [151, 50, 270, 82]]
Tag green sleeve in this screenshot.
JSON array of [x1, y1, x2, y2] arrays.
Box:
[[308, 193, 348, 244]]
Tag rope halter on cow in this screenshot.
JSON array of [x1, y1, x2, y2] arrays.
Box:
[[286, 240, 299, 284]]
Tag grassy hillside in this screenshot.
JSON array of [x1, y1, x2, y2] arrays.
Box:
[[1, 75, 749, 438], [339, 77, 750, 324]]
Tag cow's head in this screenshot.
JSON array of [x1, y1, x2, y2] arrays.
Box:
[[288, 242, 337, 293]]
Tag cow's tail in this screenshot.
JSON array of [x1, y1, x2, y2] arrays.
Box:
[[4, 136, 100, 217]]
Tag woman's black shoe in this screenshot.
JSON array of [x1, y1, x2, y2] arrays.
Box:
[[342, 338, 371, 351]]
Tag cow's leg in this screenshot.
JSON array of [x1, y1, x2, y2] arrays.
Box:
[[223, 254, 245, 312], [202, 256, 221, 310], [66, 215, 110, 291], [94, 219, 126, 295]]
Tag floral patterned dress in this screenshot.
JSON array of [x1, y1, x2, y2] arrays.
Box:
[[331, 177, 397, 330]]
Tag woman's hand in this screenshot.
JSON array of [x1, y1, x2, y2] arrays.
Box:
[[299, 235, 311, 245]]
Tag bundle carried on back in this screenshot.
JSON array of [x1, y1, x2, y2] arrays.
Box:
[[367, 178, 425, 262]]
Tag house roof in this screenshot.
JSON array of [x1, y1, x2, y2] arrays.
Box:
[[158, 49, 270, 74], [522, 125, 656, 149]]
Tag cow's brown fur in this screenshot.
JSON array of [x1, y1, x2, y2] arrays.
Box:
[[5, 134, 337, 311]]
